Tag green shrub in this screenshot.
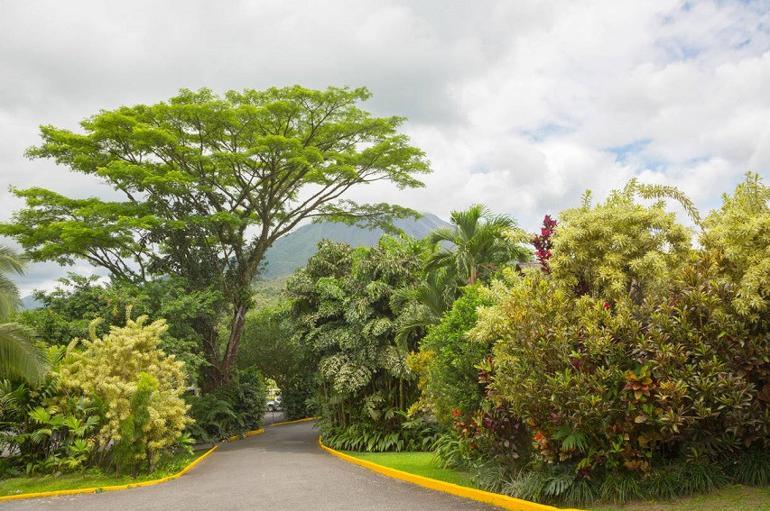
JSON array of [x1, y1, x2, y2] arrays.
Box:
[[417, 285, 491, 427], [0, 347, 102, 476], [112, 372, 156, 474], [186, 368, 267, 442], [57, 314, 191, 466]]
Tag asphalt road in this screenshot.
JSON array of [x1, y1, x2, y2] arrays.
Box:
[[4, 421, 494, 511]]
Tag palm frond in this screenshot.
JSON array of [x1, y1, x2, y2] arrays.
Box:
[[0, 322, 48, 385]]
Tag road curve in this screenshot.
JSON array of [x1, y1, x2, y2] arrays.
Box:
[[4, 421, 495, 511]]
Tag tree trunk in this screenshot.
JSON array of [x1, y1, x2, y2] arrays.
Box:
[[199, 319, 224, 393], [218, 302, 248, 385]]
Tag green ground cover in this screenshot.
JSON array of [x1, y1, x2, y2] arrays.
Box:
[[0, 450, 202, 497], [345, 451, 770, 511], [590, 485, 770, 511], [344, 451, 476, 488]]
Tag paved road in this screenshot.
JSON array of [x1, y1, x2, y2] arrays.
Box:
[[4, 421, 494, 511]]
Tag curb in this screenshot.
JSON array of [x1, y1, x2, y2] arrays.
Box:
[[270, 416, 317, 427], [0, 428, 265, 503], [317, 437, 582, 511]]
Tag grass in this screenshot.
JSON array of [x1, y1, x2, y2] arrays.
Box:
[[344, 451, 476, 488], [0, 449, 203, 497], [590, 485, 770, 511], [344, 451, 770, 511]]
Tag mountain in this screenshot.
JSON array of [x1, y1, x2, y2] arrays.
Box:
[[20, 294, 42, 310], [259, 213, 450, 279]]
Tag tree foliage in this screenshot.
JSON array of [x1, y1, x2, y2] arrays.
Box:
[[1, 86, 430, 387]]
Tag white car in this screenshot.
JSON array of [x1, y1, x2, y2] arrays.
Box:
[[266, 396, 282, 412]]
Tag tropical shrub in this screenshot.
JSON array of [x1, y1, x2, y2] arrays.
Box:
[[701, 172, 770, 316], [186, 367, 267, 442], [417, 285, 491, 427], [550, 179, 694, 302], [468, 175, 770, 504], [288, 237, 432, 451], [58, 314, 191, 468], [0, 346, 101, 476]]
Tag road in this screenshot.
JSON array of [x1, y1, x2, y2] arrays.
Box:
[[3, 421, 495, 511]]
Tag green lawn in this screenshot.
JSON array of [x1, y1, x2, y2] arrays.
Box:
[[0, 450, 202, 497], [344, 451, 476, 488], [344, 451, 770, 511], [590, 485, 770, 511]]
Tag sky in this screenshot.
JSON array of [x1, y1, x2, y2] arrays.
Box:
[[1, 0, 769, 294]]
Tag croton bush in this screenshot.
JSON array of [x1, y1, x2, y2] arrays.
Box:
[[449, 173, 770, 503]]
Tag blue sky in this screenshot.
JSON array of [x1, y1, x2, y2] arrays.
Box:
[[0, 0, 769, 293]]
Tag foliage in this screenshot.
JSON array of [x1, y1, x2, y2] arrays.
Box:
[[550, 179, 693, 302], [465, 176, 770, 504], [416, 285, 491, 427], [0, 245, 46, 384], [531, 214, 557, 273], [0, 346, 101, 476], [112, 372, 157, 475], [186, 367, 267, 442], [1, 86, 430, 388], [19, 275, 211, 382], [426, 204, 530, 286], [701, 172, 770, 317], [288, 236, 434, 450], [58, 314, 191, 467]]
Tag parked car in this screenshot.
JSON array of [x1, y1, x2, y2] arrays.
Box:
[[266, 396, 282, 412]]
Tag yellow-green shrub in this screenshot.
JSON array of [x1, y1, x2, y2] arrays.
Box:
[[57, 315, 191, 466]]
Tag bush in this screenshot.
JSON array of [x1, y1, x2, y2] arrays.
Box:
[[186, 367, 267, 442], [464, 175, 770, 503], [0, 346, 102, 476], [417, 285, 491, 427], [58, 314, 191, 468]]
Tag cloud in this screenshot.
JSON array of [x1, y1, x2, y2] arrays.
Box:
[[1, 0, 769, 292]]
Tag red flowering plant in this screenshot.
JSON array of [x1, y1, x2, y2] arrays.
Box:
[[532, 215, 557, 273]]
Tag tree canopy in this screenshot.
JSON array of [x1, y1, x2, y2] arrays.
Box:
[[1, 86, 430, 387]]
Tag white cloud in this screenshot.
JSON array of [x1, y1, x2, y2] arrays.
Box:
[[0, 0, 769, 292]]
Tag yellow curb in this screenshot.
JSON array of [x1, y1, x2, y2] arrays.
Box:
[[318, 437, 583, 511], [227, 427, 265, 442], [270, 416, 317, 427], [0, 428, 265, 503], [0, 444, 219, 503]]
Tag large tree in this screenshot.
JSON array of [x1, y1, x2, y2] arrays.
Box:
[[1, 86, 430, 389]]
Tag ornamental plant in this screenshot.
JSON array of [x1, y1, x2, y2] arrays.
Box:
[[532, 215, 557, 273], [701, 172, 770, 317], [482, 256, 770, 478], [550, 180, 695, 302], [57, 313, 191, 468]]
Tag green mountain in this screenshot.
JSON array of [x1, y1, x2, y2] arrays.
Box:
[[260, 213, 450, 279]]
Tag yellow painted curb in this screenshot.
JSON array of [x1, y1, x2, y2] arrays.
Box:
[[270, 416, 317, 427], [226, 427, 265, 442], [0, 428, 265, 503], [318, 437, 583, 511], [0, 445, 219, 503]]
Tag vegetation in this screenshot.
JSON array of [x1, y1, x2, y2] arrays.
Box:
[[0, 246, 46, 384], [0, 449, 202, 497], [1, 86, 430, 390], [345, 450, 476, 487], [2, 83, 769, 510]]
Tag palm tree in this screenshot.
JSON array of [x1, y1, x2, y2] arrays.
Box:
[[0, 246, 46, 384], [426, 205, 530, 285]]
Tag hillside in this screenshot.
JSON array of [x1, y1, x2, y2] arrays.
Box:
[[259, 213, 450, 279]]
